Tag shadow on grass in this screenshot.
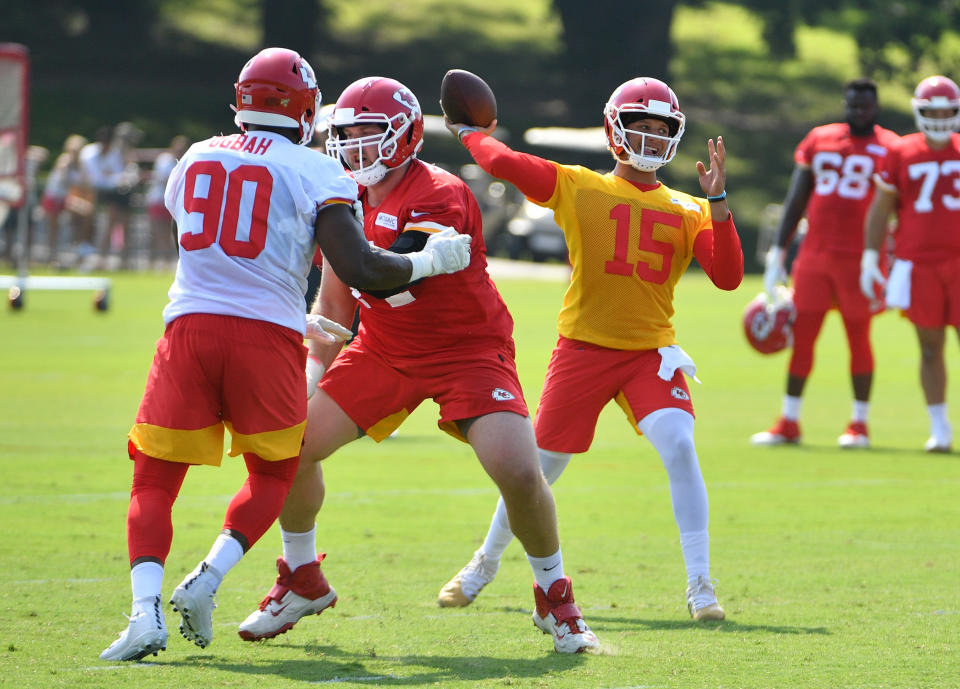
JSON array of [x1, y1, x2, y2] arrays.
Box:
[[588, 614, 829, 636], [165, 642, 589, 684]]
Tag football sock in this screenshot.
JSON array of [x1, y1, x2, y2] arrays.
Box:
[[528, 548, 564, 591], [203, 533, 244, 585], [679, 530, 710, 583], [853, 401, 870, 424], [282, 525, 318, 571], [927, 403, 951, 440], [782, 395, 802, 422], [130, 561, 164, 607], [480, 498, 512, 560]]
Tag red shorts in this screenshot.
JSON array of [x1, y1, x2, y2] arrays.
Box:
[[904, 256, 960, 328], [319, 335, 529, 442], [534, 337, 694, 454], [129, 313, 308, 466], [791, 250, 876, 318]]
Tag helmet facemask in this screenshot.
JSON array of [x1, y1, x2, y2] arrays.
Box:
[[913, 103, 960, 143], [605, 104, 685, 172], [326, 109, 419, 186]]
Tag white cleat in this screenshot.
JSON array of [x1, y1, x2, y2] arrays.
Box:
[[238, 556, 337, 641], [924, 436, 952, 453], [437, 550, 499, 607], [170, 561, 220, 649], [686, 576, 726, 621], [100, 595, 168, 661]]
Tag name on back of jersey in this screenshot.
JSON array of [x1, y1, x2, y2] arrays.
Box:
[[207, 134, 274, 156]]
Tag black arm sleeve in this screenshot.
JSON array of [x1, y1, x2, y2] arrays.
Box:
[[361, 230, 429, 299]]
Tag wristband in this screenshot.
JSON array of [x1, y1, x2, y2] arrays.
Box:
[[406, 251, 433, 282], [706, 190, 727, 202], [457, 126, 480, 143]]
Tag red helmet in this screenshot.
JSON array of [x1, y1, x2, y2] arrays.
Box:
[[325, 77, 424, 186], [743, 288, 796, 355], [603, 77, 685, 172], [912, 75, 960, 142], [234, 47, 320, 146]]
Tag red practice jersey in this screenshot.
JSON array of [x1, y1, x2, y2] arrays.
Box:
[[876, 132, 960, 263], [795, 122, 899, 256], [352, 159, 514, 360]]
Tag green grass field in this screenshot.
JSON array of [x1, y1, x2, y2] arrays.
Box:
[[1, 268, 958, 688]]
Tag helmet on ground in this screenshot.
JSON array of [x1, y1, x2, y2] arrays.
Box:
[[603, 77, 685, 172], [743, 287, 796, 355], [234, 47, 320, 146], [912, 75, 960, 143], [325, 77, 424, 186]]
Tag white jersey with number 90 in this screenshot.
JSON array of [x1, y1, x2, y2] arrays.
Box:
[[162, 130, 357, 333]]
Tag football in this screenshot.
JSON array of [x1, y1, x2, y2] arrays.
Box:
[[440, 69, 497, 127]]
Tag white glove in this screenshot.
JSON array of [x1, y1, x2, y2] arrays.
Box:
[[406, 228, 472, 281], [305, 355, 325, 400], [305, 314, 353, 343], [859, 249, 885, 300], [763, 246, 787, 298]]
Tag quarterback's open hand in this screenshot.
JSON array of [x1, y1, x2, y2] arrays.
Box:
[[423, 227, 472, 275], [305, 314, 354, 343], [696, 136, 726, 197]]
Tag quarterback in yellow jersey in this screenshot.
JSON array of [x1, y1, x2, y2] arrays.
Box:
[[440, 77, 744, 621]]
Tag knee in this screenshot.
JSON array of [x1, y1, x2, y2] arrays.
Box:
[[661, 433, 697, 465], [494, 458, 546, 497]]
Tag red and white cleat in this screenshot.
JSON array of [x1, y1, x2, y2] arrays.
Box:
[[531, 577, 600, 653], [238, 555, 337, 641], [750, 416, 801, 445]]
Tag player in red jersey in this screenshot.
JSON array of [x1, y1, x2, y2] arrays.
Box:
[[438, 77, 743, 622], [99, 51, 471, 663], [752, 79, 899, 448], [237, 77, 599, 654], [862, 75, 960, 452]]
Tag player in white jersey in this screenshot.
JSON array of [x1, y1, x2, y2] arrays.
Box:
[[100, 47, 471, 663]]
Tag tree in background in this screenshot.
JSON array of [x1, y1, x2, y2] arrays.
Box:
[[739, 0, 960, 81], [261, 0, 324, 58], [550, 0, 677, 125]]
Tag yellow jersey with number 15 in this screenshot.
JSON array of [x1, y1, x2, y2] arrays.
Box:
[[539, 164, 713, 351]]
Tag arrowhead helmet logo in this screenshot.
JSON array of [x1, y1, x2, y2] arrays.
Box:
[[492, 388, 515, 401]]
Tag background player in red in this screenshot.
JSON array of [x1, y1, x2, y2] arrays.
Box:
[[438, 77, 743, 622], [100, 50, 471, 662], [237, 76, 599, 654], [752, 79, 899, 448], [861, 75, 960, 453]]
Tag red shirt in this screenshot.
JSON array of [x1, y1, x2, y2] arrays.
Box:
[[877, 132, 960, 263], [353, 159, 515, 361], [795, 122, 899, 257]]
